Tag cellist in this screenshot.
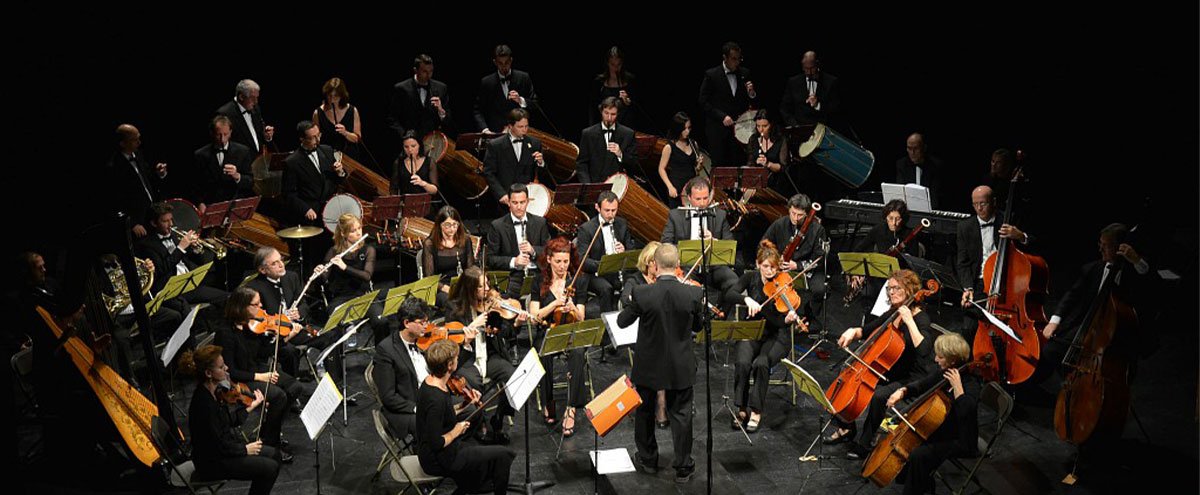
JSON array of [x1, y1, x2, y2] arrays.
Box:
[[876, 333, 980, 495], [826, 270, 937, 458]]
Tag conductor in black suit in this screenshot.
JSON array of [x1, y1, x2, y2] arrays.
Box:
[[779, 51, 842, 128], [576, 97, 638, 184], [487, 184, 550, 299], [282, 120, 347, 226], [372, 297, 431, 441], [107, 123, 170, 238], [661, 177, 739, 300], [191, 115, 254, 209], [575, 191, 637, 313], [481, 109, 546, 205], [616, 244, 702, 483], [474, 45, 538, 134], [215, 79, 274, 154], [388, 54, 452, 139], [697, 42, 757, 168], [894, 133, 943, 209]]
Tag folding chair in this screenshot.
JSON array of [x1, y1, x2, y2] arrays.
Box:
[[373, 409, 442, 494], [150, 416, 227, 494], [937, 381, 1015, 494]]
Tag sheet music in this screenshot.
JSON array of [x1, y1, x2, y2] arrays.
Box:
[[870, 284, 890, 316], [317, 320, 368, 364], [589, 448, 637, 475], [781, 358, 835, 413], [301, 374, 343, 440], [505, 349, 546, 411], [601, 311, 638, 347], [160, 305, 199, 366], [904, 184, 932, 213], [881, 183, 906, 205], [970, 301, 1022, 343]]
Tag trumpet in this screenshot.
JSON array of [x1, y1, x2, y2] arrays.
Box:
[[171, 227, 227, 259]]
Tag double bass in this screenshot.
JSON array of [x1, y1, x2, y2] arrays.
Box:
[[972, 163, 1048, 384]]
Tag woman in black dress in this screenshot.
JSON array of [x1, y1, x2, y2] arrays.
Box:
[[657, 112, 705, 208], [528, 237, 589, 436], [181, 344, 280, 495], [416, 339, 516, 495], [423, 206, 477, 309], [745, 109, 793, 195], [391, 131, 439, 196], [313, 77, 362, 159], [593, 46, 638, 128]]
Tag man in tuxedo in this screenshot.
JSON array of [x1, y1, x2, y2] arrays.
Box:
[[698, 42, 757, 168], [388, 54, 452, 139], [487, 184, 549, 299], [576, 97, 638, 184], [481, 109, 546, 205], [474, 45, 538, 134], [894, 133, 943, 209], [955, 186, 1033, 332], [215, 79, 275, 154], [617, 244, 702, 483], [107, 124, 169, 238], [135, 203, 228, 339], [191, 115, 254, 210], [372, 297, 431, 441], [780, 51, 842, 128], [282, 120, 347, 225], [760, 193, 828, 325], [575, 191, 637, 313], [661, 178, 738, 298]]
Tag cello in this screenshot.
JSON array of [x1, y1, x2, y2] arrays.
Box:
[[972, 161, 1048, 384], [825, 279, 940, 423]]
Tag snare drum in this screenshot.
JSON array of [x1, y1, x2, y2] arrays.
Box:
[[165, 198, 201, 232], [605, 173, 669, 243], [733, 110, 758, 144], [797, 123, 875, 188], [427, 132, 489, 200], [322, 194, 374, 234]]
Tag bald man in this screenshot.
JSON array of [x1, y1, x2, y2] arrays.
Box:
[[955, 185, 1031, 310], [895, 133, 943, 208], [107, 124, 170, 237], [780, 51, 841, 127]]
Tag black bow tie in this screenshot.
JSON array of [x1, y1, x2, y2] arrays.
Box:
[[725, 71, 736, 76], [603, 128, 615, 135], [242, 109, 252, 115], [306, 147, 320, 155], [514, 220, 527, 226], [408, 343, 421, 354], [160, 235, 173, 241], [417, 84, 429, 91], [980, 221, 994, 228], [511, 138, 525, 144], [499, 76, 510, 84], [215, 147, 227, 153]]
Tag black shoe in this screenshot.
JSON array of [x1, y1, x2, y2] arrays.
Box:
[[675, 469, 694, 483], [279, 439, 290, 448], [656, 419, 670, 430], [290, 399, 303, 414], [845, 444, 867, 461], [822, 427, 855, 445], [479, 430, 510, 445], [633, 456, 658, 475], [280, 451, 295, 464], [346, 396, 358, 406]]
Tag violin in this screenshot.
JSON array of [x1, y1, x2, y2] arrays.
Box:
[[217, 380, 256, 408], [447, 375, 481, 406], [486, 289, 538, 323], [417, 320, 501, 351], [248, 308, 317, 338], [674, 267, 726, 319], [763, 271, 803, 314]]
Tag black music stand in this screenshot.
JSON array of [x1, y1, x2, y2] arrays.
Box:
[[199, 201, 232, 229], [711, 166, 770, 194], [455, 132, 503, 154], [227, 196, 261, 224]]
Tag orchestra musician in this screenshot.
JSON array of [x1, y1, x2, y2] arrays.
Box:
[[215, 79, 274, 155], [486, 184, 549, 299], [474, 45, 538, 134], [388, 54, 452, 139], [528, 237, 589, 436], [482, 110, 546, 206], [372, 297, 433, 442], [698, 41, 757, 167], [107, 124, 169, 238], [312, 77, 362, 161], [423, 206, 478, 309], [575, 191, 635, 314], [190, 115, 254, 209], [576, 96, 638, 184], [657, 112, 704, 208]]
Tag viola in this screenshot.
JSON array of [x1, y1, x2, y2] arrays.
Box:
[[447, 375, 481, 406], [217, 380, 256, 408], [248, 308, 318, 338], [763, 271, 802, 315]]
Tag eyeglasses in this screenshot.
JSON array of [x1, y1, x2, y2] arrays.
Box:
[[971, 202, 991, 207], [885, 285, 903, 293]]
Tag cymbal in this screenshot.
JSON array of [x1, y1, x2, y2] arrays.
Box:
[[276, 225, 324, 239]]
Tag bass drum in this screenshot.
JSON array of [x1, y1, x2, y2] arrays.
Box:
[[798, 123, 875, 188], [527, 127, 578, 183], [605, 173, 668, 244], [733, 109, 758, 145], [164, 198, 201, 232], [227, 212, 289, 257], [526, 183, 587, 236], [337, 151, 390, 201], [425, 131, 489, 201], [322, 194, 374, 234], [398, 217, 434, 250]]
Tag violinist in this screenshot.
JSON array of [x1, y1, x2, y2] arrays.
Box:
[[827, 270, 936, 459], [446, 266, 522, 444], [246, 247, 327, 379], [214, 287, 301, 462], [372, 297, 433, 442], [876, 333, 979, 495], [846, 199, 920, 307], [529, 237, 589, 436], [181, 345, 281, 495], [762, 193, 827, 325], [416, 339, 516, 495], [730, 241, 808, 432]]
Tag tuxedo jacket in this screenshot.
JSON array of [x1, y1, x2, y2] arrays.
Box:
[[372, 332, 422, 414], [698, 64, 755, 129], [955, 217, 1002, 290], [216, 100, 269, 154], [575, 123, 637, 184], [191, 141, 255, 205], [388, 77, 452, 138], [779, 72, 841, 126], [617, 276, 703, 390], [574, 216, 636, 275], [661, 208, 734, 244], [473, 70, 537, 132], [245, 271, 312, 322], [486, 213, 549, 270], [106, 150, 168, 226], [281, 144, 346, 223], [762, 215, 827, 266], [481, 134, 543, 202], [134, 233, 200, 294]]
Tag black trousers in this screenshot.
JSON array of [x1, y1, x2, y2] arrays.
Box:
[[382, 410, 416, 443], [634, 384, 694, 472], [897, 439, 962, 495], [448, 444, 516, 495], [587, 272, 621, 314], [534, 326, 589, 413], [194, 445, 281, 495], [733, 332, 791, 412], [247, 381, 290, 447], [456, 354, 516, 432]]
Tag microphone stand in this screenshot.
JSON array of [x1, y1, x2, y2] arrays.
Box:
[[693, 207, 716, 494]]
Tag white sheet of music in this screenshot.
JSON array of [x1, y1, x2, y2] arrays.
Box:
[[317, 320, 367, 365], [601, 311, 638, 347], [160, 305, 200, 366], [870, 285, 890, 316], [590, 447, 636, 475], [505, 349, 546, 411], [903, 184, 933, 213], [970, 301, 1022, 343], [301, 373, 344, 440]]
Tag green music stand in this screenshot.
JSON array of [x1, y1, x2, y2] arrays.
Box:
[[678, 239, 737, 268], [147, 262, 213, 315], [382, 275, 440, 317], [597, 251, 640, 278], [324, 289, 380, 334], [838, 252, 898, 280], [694, 319, 764, 344]]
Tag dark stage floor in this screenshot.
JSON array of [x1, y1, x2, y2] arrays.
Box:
[[18, 286, 1198, 495]]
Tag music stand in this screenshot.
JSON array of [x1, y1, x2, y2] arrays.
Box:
[[696, 320, 764, 445], [372, 195, 402, 226], [324, 290, 380, 334], [585, 375, 642, 494], [711, 166, 770, 194], [146, 262, 213, 316], [777, 359, 856, 493], [678, 239, 737, 269], [380, 275, 440, 317], [227, 196, 261, 224], [597, 251, 640, 296], [539, 319, 606, 458], [838, 252, 899, 281], [199, 201, 232, 229]]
